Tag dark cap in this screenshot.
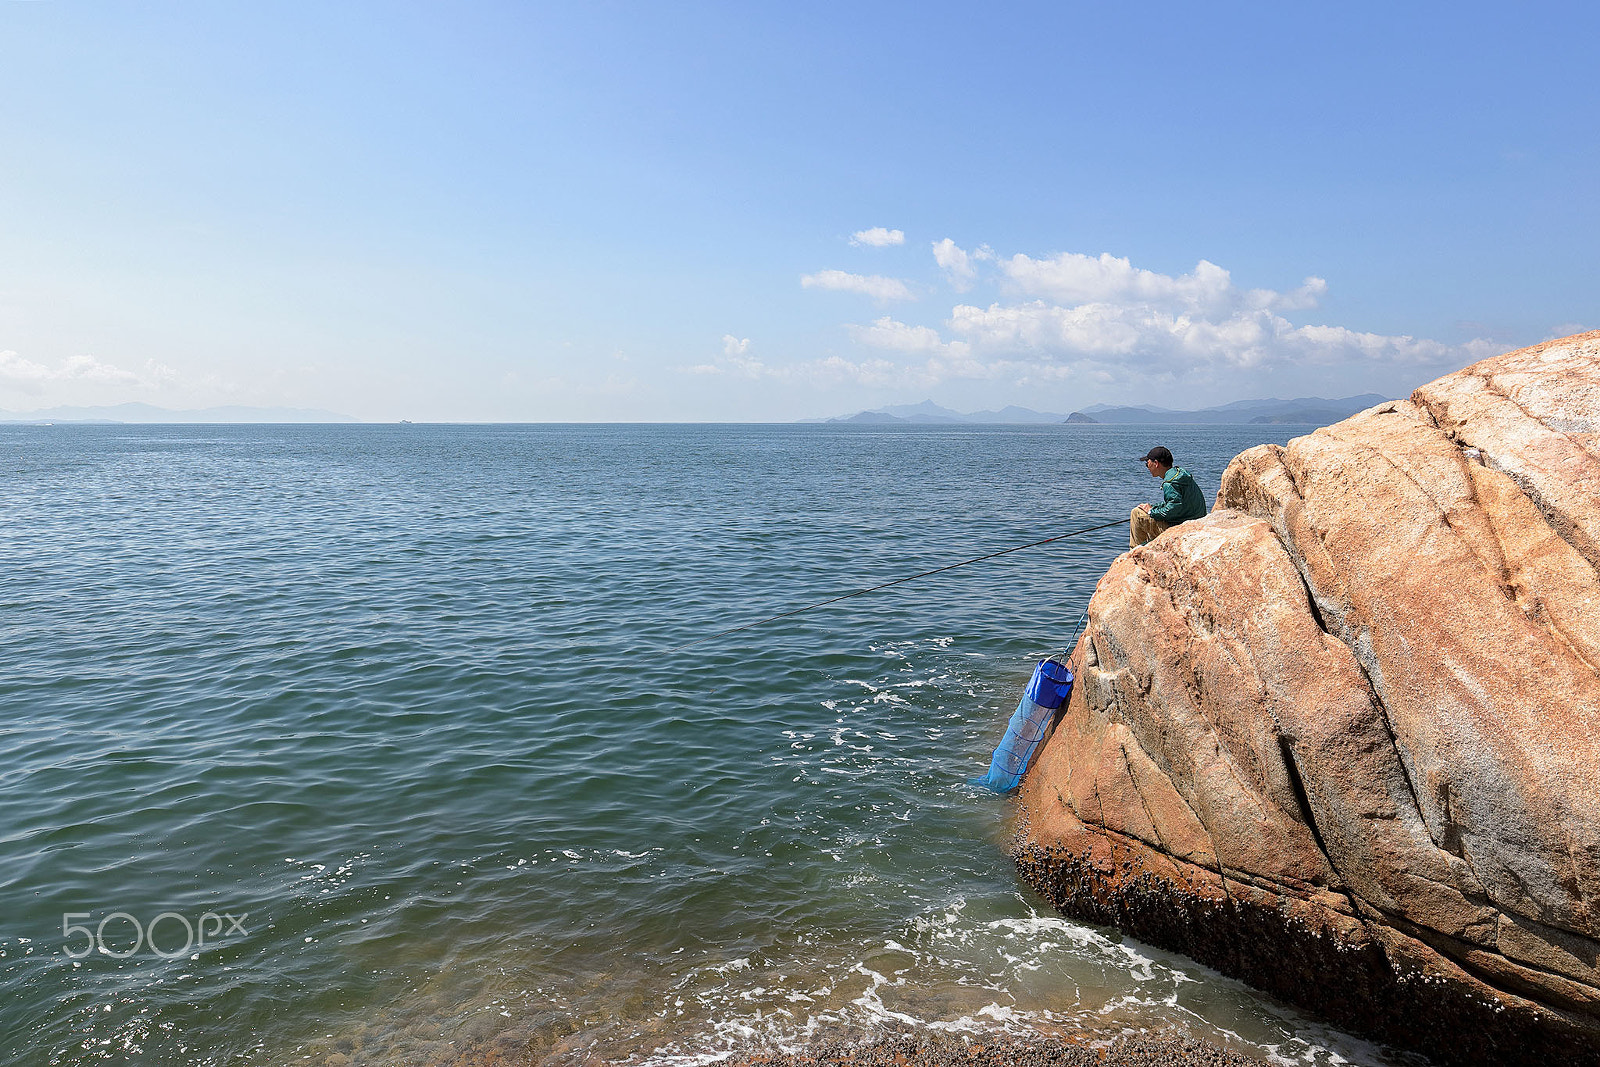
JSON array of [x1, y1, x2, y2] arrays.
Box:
[[1139, 446, 1173, 466]]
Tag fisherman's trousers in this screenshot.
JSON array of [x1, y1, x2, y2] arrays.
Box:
[[1129, 506, 1171, 548]]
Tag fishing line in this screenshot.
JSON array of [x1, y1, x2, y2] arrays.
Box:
[[669, 516, 1127, 653]]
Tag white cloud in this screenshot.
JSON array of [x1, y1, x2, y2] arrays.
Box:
[[850, 227, 905, 248], [995, 251, 1331, 315], [720, 335, 764, 378], [0, 350, 53, 387], [0, 350, 163, 393], [688, 246, 1504, 401], [828, 247, 1500, 389], [992, 251, 1329, 322], [932, 239, 977, 291], [848, 317, 946, 353], [800, 270, 914, 303], [1269, 276, 1329, 311], [682, 335, 765, 378], [942, 295, 1487, 375], [63, 355, 143, 384]]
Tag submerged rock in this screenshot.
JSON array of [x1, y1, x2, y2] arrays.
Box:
[[1013, 331, 1600, 1065]]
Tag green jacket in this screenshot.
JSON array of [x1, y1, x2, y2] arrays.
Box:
[[1149, 466, 1207, 523]]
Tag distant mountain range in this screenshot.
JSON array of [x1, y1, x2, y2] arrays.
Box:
[[1079, 394, 1393, 425], [806, 400, 1073, 424], [0, 402, 359, 424], [809, 394, 1392, 427]]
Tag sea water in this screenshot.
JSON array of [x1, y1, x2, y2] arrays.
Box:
[[0, 423, 1412, 1067]]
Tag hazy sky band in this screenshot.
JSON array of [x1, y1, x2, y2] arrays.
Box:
[[0, 2, 1593, 420]]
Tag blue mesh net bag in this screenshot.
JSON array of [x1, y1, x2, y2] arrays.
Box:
[[969, 658, 1075, 795]]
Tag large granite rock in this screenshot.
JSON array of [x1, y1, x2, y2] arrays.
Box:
[[1013, 331, 1600, 1065]]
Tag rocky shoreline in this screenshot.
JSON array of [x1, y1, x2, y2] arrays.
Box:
[[1011, 331, 1600, 1066], [1010, 833, 1562, 1065], [718, 1033, 1272, 1067]]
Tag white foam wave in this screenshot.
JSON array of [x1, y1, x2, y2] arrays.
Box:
[[626, 894, 1394, 1067]]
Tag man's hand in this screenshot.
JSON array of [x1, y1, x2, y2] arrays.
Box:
[[1137, 502, 1153, 513]]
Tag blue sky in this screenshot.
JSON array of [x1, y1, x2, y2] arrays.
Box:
[[1, 1, 1594, 421]]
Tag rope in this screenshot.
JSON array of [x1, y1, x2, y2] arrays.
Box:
[[1057, 599, 1092, 663], [669, 516, 1126, 653]]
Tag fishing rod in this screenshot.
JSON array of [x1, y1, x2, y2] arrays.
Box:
[[669, 516, 1126, 653]]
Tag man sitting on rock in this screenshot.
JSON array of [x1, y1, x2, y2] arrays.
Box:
[[1131, 446, 1207, 547]]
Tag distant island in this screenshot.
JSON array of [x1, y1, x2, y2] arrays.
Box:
[[0, 402, 359, 425], [807, 395, 1391, 427]]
